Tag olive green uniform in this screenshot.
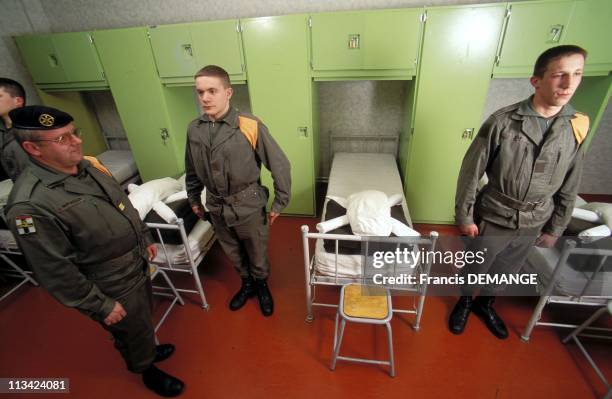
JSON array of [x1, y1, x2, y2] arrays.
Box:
[[185, 107, 291, 279], [4, 159, 156, 372], [1, 121, 29, 181], [455, 97, 587, 294]]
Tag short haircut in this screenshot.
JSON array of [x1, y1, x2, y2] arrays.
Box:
[[0, 78, 26, 104], [533, 45, 587, 77], [13, 128, 43, 144], [194, 65, 231, 88]]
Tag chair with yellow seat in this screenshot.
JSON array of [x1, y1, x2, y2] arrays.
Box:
[[330, 283, 395, 377]]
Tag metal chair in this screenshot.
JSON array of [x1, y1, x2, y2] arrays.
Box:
[[562, 301, 612, 399], [149, 264, 184, 344], [330, 283, 395, 377]]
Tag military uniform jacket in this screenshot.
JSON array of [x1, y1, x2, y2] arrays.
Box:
[[185, 107, 291, 226], [1, 121, 29, 181], [455, 97, 588, 236], [4, 159, 153, 321]]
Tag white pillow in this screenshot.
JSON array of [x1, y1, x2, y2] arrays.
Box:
[[346, 190, 393, 236], [128, 177, 183, 219]]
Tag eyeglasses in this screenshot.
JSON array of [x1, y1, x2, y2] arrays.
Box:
[[29, 129, 82, 145]]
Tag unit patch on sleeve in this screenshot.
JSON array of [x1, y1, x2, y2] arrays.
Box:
[[15, 215, 36, 235]]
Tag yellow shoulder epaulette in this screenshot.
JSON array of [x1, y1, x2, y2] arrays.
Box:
[[570, 112, 589, 145], [238, 116, 258, 150], [84, 156, 113, 177]]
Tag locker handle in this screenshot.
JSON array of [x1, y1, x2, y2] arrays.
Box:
[[182, 44, 193, 57], [48, 54, 59, 68], [462, 128, 474, 140], [298, 126, 308, 138], [548, 25, 564, 43], [160, 128, 169, 145]]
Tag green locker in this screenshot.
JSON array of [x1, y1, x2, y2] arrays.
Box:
[[310, 9, 422, 79], [242, 14, 315, 216], [53, 32, 105, 83], [148, 24, 196, 78], [405, 4, 506, 223], [494, 0, 575, 77], [15, 34, 66, 84], [93, 27, 182, 181], [147, 20, 246, 85], [563, 0, 612, 75], [191, 20, 244, 76]]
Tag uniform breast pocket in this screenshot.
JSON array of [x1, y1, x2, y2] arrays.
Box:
[[548, 150, 562, 185], [61, 198, 117, 247]]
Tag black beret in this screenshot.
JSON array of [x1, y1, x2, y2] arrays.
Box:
[[9, 105, 73, 130]]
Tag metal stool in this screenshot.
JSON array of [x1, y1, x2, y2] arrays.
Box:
[[563, 301, 612, 399], [330, 284, 395, 377], [149, 264, 184, 344]]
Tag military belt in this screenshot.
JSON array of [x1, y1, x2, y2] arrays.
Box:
[[209, 182, 260, 206], [80, 247, 142, 274], [488, 189, 543, 212]]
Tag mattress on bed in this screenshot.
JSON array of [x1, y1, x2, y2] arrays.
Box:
[[524, 237, 612, 297], [97, 150, 138, 184], [315, 152, 417, 278]]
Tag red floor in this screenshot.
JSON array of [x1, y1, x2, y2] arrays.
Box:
[[0, 216, 610, 399]]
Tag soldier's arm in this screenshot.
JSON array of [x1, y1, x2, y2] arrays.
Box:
[[455, 115, 500, 226], [255, 122, 291, 214], [185, 134, 204, 208], [542, 145, 586, 236], [7, 204, 116, 321]]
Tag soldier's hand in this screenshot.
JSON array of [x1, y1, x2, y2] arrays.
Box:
[[459, 224, 479, 238], [191, 204, 204, 219], [269, 211, 279, 225], [535, 233, 558, 248], [146, 244, 157, 260], [104, 302, 127, 326]]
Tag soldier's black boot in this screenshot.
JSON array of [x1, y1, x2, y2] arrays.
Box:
[[142, 365, 184, 397], [472, 296, 508, 339], [229, 276, 256, 311], [448, 296, 473, 335], [154, 344, 175, 363], [255, 278, 274, 317]]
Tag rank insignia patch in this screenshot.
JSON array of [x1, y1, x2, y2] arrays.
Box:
[[118, 202, 125, 211], [15, 215, 36, 235]]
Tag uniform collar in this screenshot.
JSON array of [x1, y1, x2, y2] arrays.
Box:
[[198, 106, 239, 128], [29, 159, 90, 186], [516, 96, 576, 118]]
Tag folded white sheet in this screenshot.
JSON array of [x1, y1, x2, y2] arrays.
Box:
[[317, 215, 349, 233], [578, 224, 612, 243], [572, 208, 601, 223], [153, 220, 214, 264]]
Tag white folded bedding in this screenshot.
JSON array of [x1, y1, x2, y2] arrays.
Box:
[[152, 220, 214, 265]]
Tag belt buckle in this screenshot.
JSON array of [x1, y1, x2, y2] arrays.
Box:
[[526, 200, 542, 210]]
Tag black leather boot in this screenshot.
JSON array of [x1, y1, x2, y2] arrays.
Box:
[[154, 344, 175, 363], [472, 296, 508, 339], [142, 365, 184, 397], [255, 278, 274, 317], [448, 296, 473, 335], [229, 276, 256, 311]]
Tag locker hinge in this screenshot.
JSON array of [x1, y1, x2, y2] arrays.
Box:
[[241, 63, 245, 72], [236, 21, 242, 33], [505, 8, 511, 18], [147, 30, 151, 39], [88, 34, 94, 44], [420, 12, 427, 23], [308, 16, 312, 28], [102, 71, 106, 80], [494, 55, 500, 66]]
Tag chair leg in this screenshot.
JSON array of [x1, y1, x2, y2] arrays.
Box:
[[386, 322, 395, 377], [330, 318, 346, 371]]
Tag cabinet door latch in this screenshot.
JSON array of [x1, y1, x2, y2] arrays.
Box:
[[160, 128, 169, 145]]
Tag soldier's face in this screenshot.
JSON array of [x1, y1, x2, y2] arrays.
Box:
[[26, 123, 83, 169], [195, 76, 233, 121], [0, 88, 24, 119], [531, 53, 584, 108]]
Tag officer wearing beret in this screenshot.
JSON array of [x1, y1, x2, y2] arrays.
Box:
[[450, 45, 589, 339], [0, 78, 29, 181], [4, 106, 184, 397]]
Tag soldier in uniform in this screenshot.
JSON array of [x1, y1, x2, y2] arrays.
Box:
[[5, 106, 184, 397], [185, 65, 291, 317], [0, 78, 29, 181], [450, 45, 589, 339]]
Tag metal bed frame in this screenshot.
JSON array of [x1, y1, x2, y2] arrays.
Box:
[[522, 238, 612, 341], [147, 218, 216, 310], [301, 229, 438, 331], [0, 230, 38, 302]]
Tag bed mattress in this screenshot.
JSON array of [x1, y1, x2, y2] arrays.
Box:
[[315, 153, 416, 278], [97, 150, 139, 184]]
